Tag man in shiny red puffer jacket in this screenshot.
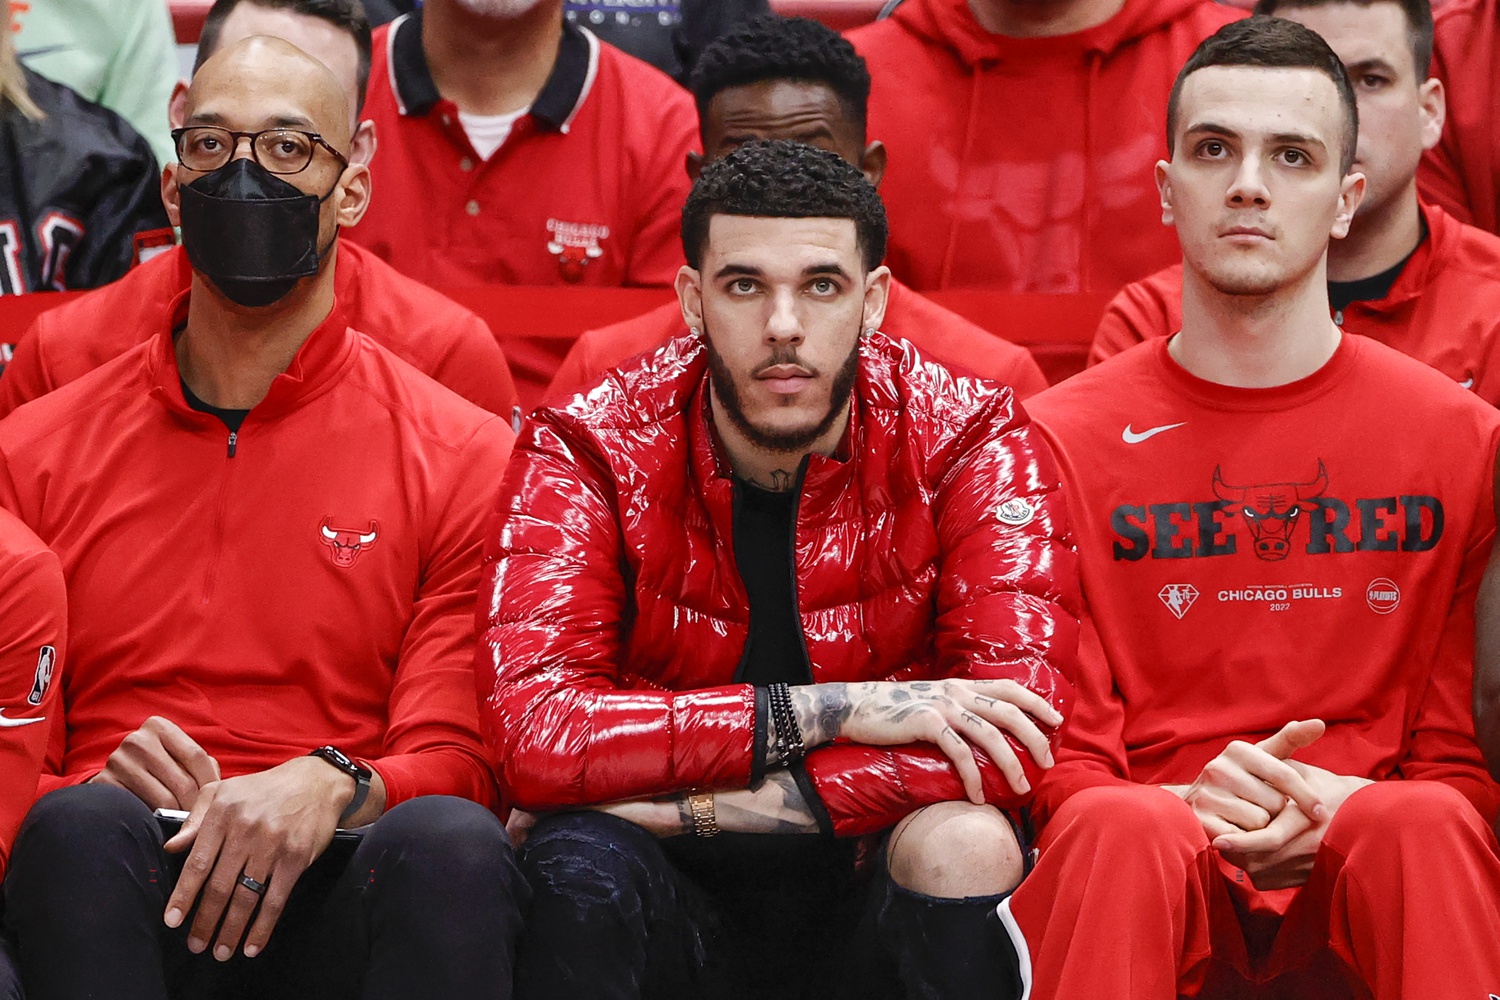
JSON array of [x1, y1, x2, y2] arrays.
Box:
[[476, 141, 1079, 1000]]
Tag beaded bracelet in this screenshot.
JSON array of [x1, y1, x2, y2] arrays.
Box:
[[769, 682, 806, 765]]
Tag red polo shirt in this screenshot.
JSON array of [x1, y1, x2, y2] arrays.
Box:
[[350, 11, 694, 290]]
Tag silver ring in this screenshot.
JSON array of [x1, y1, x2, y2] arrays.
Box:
[[238, 873, 267, 895]]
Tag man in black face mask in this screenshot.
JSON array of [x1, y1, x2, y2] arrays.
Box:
[[0, 36, 527, 1000]]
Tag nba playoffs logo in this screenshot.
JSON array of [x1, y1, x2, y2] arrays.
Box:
[[1365, 578, 1400, 614]]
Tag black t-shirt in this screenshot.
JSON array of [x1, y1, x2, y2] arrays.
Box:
[[732, 480, 810, 688], [1328, 219, 1427, 314], [180, 378, 250, 434]]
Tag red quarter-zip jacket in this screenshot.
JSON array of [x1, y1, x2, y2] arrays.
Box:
[[0, 508, 65, 878], [0, 242, 520, 421], [847, 0, 1240, 293], [1087, 205, 1500, 403], [0, 292, 514, 809]]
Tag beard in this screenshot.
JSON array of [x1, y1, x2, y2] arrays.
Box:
[[704, 327, 862, 455]]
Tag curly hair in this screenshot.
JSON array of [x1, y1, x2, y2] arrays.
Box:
[[689, 15, 870, 139], [681, 140, 888, 272]]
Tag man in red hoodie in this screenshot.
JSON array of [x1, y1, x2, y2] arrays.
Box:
[[544, 14, 1049, 405], [0, 0, 520, 423], [1010, 18, 1500, 998], [1089, 0, 1500, 407], [846, 0, 1240, 293], [1420, 0, 1498, 232]]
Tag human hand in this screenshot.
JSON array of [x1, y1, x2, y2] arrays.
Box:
[[1213, 762, 1373, 890], [505, 808, 539, 848], [1172, 720, 1328, 841], [793, 678, 1064, 803], [89, 716, 221, 811], [162, 756, 355, 962]]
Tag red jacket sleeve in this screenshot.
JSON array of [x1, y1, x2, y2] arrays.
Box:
[[1417, 32, 1479, 228], [424, 310, 520, 424], [1002, 348, 1050, 401], [0, 544, 67, 879], [0, 316, 60, 420], [1087, 265, 1182, 368], [476, 417, 757, 811], [802, 392, 1082, 837], [367, 417, 515, 810]]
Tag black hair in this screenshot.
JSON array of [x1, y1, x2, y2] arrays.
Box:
[[689, 15, 871, 141], [681, 140, 888, 271], [1252, 0, 1433, 76], [1168, 17, 1359, 174], [195, 0, 372, 115]]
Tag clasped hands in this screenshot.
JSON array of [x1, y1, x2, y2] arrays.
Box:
[[90, 717, 355, 962], [1168, 719, 1372, 890]]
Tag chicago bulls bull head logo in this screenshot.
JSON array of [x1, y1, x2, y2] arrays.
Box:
[[319, 517, 379, 568], [1213, 461, 1328, 562]]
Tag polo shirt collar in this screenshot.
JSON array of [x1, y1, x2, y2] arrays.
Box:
[[386, 9, 599, 131]]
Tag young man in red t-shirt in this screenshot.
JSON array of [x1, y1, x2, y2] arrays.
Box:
[[1089, 0, 1500, 407], [544, 15, 1048, 405], [1009, 18, 1500, 998]]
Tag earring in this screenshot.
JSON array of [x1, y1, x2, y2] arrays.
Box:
[[689, 326, 701, 337]]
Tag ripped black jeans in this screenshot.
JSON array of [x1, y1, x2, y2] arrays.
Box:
[[513, 811, 1024, 1000]]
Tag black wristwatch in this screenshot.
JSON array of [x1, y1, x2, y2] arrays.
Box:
[[308, 745, 372, 824]]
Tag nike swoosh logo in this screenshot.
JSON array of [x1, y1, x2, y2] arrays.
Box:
[[0, 709, 43, 728], [1122, 422, 1186, 444], [1460, 376, 1475, 390]]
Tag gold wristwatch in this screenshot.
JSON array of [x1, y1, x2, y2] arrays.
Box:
[[688, 792, 719, 838]]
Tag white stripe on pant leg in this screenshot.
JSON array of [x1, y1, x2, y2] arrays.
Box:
[[997, 895, 1033, 1000]]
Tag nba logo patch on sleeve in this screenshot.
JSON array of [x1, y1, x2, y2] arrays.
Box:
[[27, 645, 55, 705]]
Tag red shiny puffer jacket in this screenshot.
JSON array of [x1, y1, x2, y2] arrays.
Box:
[[477, 331, 1080, 837]]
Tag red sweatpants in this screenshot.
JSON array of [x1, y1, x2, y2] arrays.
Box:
[[1003, 781, 1500, 999]]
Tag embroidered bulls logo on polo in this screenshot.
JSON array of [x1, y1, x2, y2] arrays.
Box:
[[546, 218, 609, 283], [319, 517, 379, 568]]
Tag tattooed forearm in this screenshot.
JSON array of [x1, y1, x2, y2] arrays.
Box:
[[712, 771, 819, 835], [676, 795, 694, 834], [791, 683, 854, 748]]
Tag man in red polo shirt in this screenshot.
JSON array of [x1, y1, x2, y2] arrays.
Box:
[[544, 15, 1049, 404], [1089, 0, 1500, 407], [1421, 0, 1498, 232], [347, 0, 696, 399], [1010, 19, 1500, 997], [847, 0, 1240, 293], [0, 0, 519, 422]]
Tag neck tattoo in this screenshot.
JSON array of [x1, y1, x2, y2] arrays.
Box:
[[749, 469, 796, 493]]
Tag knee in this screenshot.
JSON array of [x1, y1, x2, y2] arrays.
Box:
[[519, 811, 663, 914], [361, 796, 517, 884], [1328, 780, 1485, 853], [1045, 784, 1205, 860], [887, 802, 1025, 898], [11, 783, 157, 870]]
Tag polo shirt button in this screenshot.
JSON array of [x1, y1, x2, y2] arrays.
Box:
[[466, 199, 481, 216], [460, 157, 474, 172], [442, 114, 452, 126]]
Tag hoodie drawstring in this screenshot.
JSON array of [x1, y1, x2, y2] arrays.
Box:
[[939, 67, 984, 288], [1081, 52, 1102, 293]]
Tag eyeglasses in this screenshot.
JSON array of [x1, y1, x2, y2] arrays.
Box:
[[171, 126, 349, 175]]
